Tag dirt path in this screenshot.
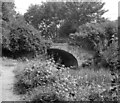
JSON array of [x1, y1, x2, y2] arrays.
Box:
[[0, 61, 21, 102]]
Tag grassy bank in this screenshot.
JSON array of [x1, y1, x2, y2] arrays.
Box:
[[13, 58, 114, 102]]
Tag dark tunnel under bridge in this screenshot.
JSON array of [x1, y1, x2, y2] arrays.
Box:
[[47, 48, 78, 69]]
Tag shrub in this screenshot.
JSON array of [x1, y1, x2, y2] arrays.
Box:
[[70, 21, 118, 70], [14, 58, 114, 101], [14, 59, 58, 94], [2, 16, 51, 58]]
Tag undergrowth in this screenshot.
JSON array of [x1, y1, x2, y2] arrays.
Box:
[[13, 58, 116, 102]]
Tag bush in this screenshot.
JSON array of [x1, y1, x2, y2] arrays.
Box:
[[70, 21, 118, 69], [14, 59, 58, 94], [2, 16, 51, 58], [14, 58, 115, 101]]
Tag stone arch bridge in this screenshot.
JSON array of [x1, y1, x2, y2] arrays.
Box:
[[47, 43, 80, 69]]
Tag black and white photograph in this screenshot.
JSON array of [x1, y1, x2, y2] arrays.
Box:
[[0, 0, 119, 102]]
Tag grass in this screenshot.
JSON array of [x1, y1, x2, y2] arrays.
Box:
[[13, 58, 114, 102], [7, 43, 117, 102]]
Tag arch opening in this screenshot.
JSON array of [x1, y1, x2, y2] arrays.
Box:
[[47, 48, 78, 69]]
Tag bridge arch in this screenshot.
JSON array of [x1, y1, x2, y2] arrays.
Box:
[[47, 48, 78, 69]]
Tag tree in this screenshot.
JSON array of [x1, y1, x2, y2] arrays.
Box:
[[71, 20, 117, 51], [2, 2, 51, 58], [24, 1, 107, 39], [1, 2, 17, 55], [70, 20, 118, 69], [2, 2, 16, 22]]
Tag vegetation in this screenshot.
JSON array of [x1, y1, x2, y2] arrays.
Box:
[[70, 20, 118, 67], [1, 1, 119, 102], [24, 1, 107, 39], [14, 59, 114, 102], [2, 2, 51, 58]]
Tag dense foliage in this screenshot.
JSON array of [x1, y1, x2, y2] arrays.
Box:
[[14, 59, 115, 102], [1, 2, 51, 58], [70, 20, 118, 68], [1, 1, 119, 102], [24, 1, 107, 39]]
